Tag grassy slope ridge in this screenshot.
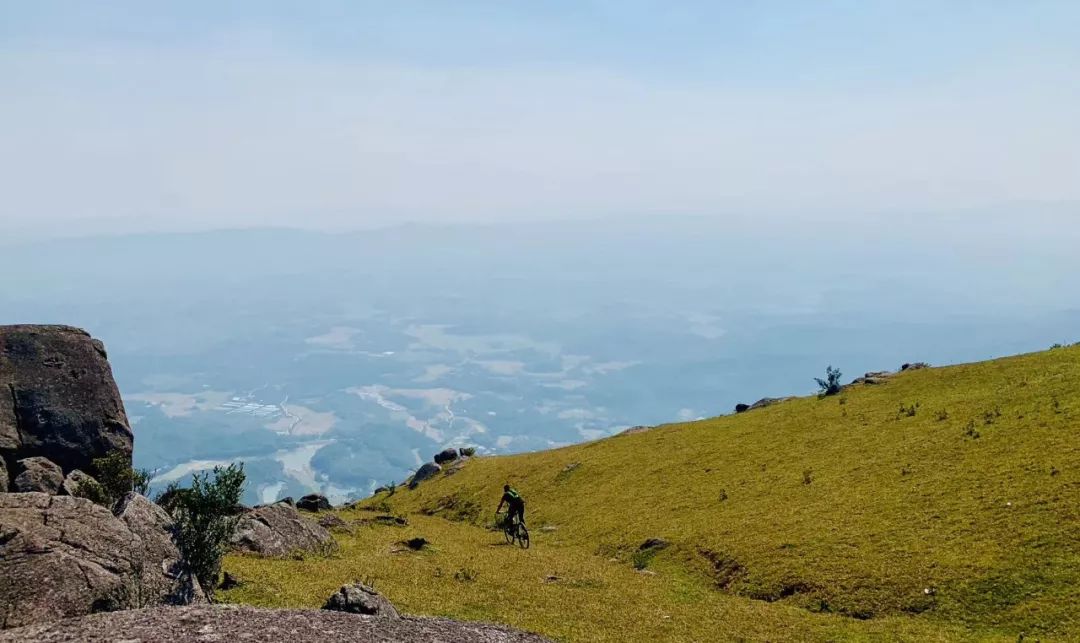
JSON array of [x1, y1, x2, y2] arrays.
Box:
[[223, 347, 1080, 641]]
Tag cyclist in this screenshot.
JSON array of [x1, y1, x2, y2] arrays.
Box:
[[496, 484, 526, 529]]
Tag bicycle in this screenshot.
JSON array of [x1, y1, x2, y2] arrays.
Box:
[[495, 510, 530, 549]]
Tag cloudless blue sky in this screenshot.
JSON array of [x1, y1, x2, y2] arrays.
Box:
[[2, 1, 1078, 233]]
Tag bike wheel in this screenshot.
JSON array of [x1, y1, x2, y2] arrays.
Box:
[[518, 525, 530, 549], [504, 526, 515, 544]]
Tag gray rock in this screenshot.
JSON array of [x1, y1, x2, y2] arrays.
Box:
[[60, 469, 101, 498], [408, 462, 442, 488], [322, 582, 399, 618], [296, 493, 332, 512], [901, 362, 930, 371], [13, 456, 63, 494], [0, 456, 7, 492], [0, 325, 133, 475], [434, 448, 459, 465], [317, 513, 349, 531], [0, 493, 203, 630], [230, 500, 337, 557], [0, 605, 553, 643]]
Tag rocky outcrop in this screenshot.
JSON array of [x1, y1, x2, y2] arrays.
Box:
[[322, 582, 399, 618], [0, 493, 203, 630], [434, 448, 459, 465], [12, 456, 63, 494], [0, 605, 553, 643], [0, 455, 6, 492], [734, 403, 750, 413], [296, 493, 331, 512], [230, 500, 336, 557], [408, 462, 441, 489], [0, 325, 132, 478], [459, 446, 477, 457]]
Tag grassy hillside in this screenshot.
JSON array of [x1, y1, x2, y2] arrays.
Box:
[[223, 347, 1080, 641]]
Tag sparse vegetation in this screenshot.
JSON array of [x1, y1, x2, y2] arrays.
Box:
[[164, 463, 246, 597], [815, 365, 843, 396], [91, 451, 155, 510]]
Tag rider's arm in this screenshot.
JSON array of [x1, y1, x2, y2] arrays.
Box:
[[496, 497, 505, 513]]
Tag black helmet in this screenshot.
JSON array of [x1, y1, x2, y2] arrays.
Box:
[[503, 484, 510, 491]]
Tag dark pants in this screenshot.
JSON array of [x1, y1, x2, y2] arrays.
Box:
[[508, 502, 525, 527]]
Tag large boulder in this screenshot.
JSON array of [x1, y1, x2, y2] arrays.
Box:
[[408, 462, 441, 489], [230, 500, 336, 557], [0, 605, 554, 643], [0, 493, 203, 630], [0, 325, 133, 476], [433, 448, 459, 465], [13, 456, 63, 494], [322, 582, 399, 618], [296, 494, 331, 512]]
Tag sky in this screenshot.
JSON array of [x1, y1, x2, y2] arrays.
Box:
[[2, 1, 1079, 235]]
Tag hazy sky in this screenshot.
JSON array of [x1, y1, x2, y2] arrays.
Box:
[[2, 1, 1078, 234]]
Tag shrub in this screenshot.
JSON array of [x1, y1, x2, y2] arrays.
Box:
[[72, 476, 109, 505], [815, 366, 843, 397], [162, 463, 246, 597], [92, 452, 155, 510]]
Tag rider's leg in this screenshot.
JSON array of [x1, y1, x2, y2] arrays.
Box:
[[514, 503, 525, 527]]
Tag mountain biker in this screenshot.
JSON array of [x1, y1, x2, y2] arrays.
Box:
[[496, 484, 525, 528]]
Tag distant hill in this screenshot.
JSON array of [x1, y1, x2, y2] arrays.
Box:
[[222, 346, 1080, 641]]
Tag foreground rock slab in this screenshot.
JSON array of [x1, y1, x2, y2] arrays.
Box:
[[0, 605, 553, 643], [0, 493, 202, 629]]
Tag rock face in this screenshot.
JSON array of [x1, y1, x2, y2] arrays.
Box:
[[0, 455, 6, 492], [323, 582, 399, 618], [0, 325, 133, 478], [13, 456, 63, 493], [0, 605, 553, 643], [0, 493, 203, 630], [408, 462, 441, 488], [296, 493, 331, 512], [230, 500, 336, 557], [434, 448, 459, 465]]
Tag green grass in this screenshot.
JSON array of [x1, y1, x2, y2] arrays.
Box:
[[223, 347, 1080, 641]]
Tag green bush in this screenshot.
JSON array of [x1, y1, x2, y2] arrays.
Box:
[[815, 366, 843, 397], [162, 463, 246, 597], [92, 451, 155, 509]]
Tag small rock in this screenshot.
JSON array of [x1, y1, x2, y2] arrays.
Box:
[[402, 537, 429, 551], [543, 575, 559, 584], [317, 514, 349, 531], [458, 447, 476, 457], [296, 494, 332, 512], [408, 463, 442, 489], [734, 403, 750, 414], [219, 572, 242, 591], [13, 456, 64, 494], [433, 448, 459, 465], [901, 362, 930, 371], [322, 582, 399, 618], [639, 538, 670, 551]]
